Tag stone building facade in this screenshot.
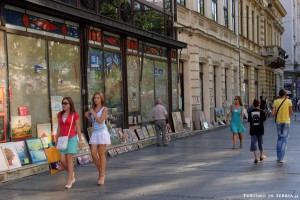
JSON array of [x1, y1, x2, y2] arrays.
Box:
[[175, 0, 286, 128]]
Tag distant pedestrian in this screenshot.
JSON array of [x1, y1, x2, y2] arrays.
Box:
[[259, 96, 266, 111], [152, 98, 168, 146], [85, 92, 111, 185], [272, 89, 293, 163], [248, 99, 266, 164], [56, 97, 83, 189], [226, 96, 246, 149]]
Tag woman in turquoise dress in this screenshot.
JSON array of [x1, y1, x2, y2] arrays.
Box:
[[226, 96, 246, 149]]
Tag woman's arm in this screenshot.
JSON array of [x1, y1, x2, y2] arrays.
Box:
[[93, 107, 108, 124], [75, 118, 83, 145], [241, 106, 244, 121]]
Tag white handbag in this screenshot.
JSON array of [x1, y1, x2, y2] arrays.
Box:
[[56, 114, 74, 151]]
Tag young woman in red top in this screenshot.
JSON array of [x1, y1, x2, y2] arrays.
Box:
[[57, 97, 83, 189]]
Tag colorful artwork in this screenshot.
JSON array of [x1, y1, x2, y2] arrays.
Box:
[[77, 154, 93, 165], [0, 147, 9, 172], [116, 128, 127, 144], [77, 134, 90, 154], [172, 112, 183, 132], [50, 96, 63, 140], [104, 52, 122, 108], [1, 142, 22, 170], [108, 127, 120, 145], [18, 106, 28, 116], [142, 126, 150, 138], [25, 138, 47, 163], [11, 115, 32, 141], [13, 141, 31, 165], [146, 124, 156, 137], [214, 108, 225, 123], [135, 128, 144, 140], [37, 123, 52, 148], [123, 129, 133, 143]]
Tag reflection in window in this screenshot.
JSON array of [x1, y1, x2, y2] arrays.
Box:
[[127, 55, 140, 113], [8, 34, 49, 136], [177, 0, 185, 6], [87, 48, 104, 102], [99, 0, 118, 19], [141, 59, 155, 123], [224, 0, 228, 27], [48, 41, 82, 119], [172, 63, 178, 111], [134, 2, 165, 36], [198, 0, 204, 15], [212, 0, 217, 22], [154, 61, 168, 111]]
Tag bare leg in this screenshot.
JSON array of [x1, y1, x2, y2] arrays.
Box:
[[238, 133, 243, 148], [98, 144, 107, 181], [66, 154, 74, 185], [232, 133, 237, 149], [60, 154, 68, 171], [91, 145, 101, 175]]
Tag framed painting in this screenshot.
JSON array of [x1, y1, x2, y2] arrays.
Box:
[[37, 123, 52, 148], [146, 124, 155, 137], [25, 138, 47, 163], [13, 141, 31, 165], [77, 134, 90, 154], [135, 128, 144, 140], [123, 129, 133, 143], [141, 126, 150, 138], [11, 115, 32, 141], [0, 147, 9, 172], [108, 127, 120, 145], [172, 112, 183, 133], [1, 142, 22, 170], [116, 128, 127, 144], [77, 154, 93, 165], [50, 96, 63, 142], [214, 108, 225, 123]]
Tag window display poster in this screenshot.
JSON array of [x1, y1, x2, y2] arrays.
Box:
[[11, 115, 32, 141], [25, 138, 47, 163], [0, 115, 5, 142], [89, 52, 102, 71], [37, 123, 52, 148], [50, 96, 63, 139]]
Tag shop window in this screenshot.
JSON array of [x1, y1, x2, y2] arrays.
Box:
[[8, 34, 49, 138], [0, 31, 7, 142], [48, 41, 82, 124], [104, 51, 123, 127], [141, 58, 155, 123], [127, 55, 140, 113], [154, 60, 168, 111], [172, 63, 178, 111], [87, 48, 104, 101]]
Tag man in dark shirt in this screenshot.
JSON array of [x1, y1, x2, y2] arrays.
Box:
[[248, 99, 266, 164], [259, 96, 266, 110]]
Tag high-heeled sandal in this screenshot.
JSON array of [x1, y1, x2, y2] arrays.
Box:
[[65, 183, 73, 189], [97, 176, 105, 185]]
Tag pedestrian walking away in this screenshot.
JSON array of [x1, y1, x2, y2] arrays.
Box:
[[85, 92, 111, 185], [272, 89, 293, 163], [248, 99, 266, 164], [226, 96, 246, 149], [56, 97, 83, 189], [151, 98, 168, 146]]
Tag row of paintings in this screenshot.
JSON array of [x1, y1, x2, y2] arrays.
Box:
[[107, 143, 143, 157], [0, 138, 47, 172], [106, 125, 157, 146]]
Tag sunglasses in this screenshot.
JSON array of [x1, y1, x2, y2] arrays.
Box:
[[62, 102, 69, 105]]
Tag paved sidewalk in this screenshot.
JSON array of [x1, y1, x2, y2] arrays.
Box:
[[1, 115, 300, 200]]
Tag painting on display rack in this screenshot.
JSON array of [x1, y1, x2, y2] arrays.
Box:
[[171, 112, 183, 133], [25, 138, 47, 163], [116, 128, 127, 144], [214, 108, 226, 124], [108, 127, 120, 145], [37, 123, 52, 148], [0, 142, 22, 170], [13, 141, 31, 165], [0, 147, 9, 172], [11, 115, 32, 141], [146, 124, 155, 137]]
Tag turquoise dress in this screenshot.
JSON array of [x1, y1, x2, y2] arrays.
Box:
[[230, 107, 246, 133]]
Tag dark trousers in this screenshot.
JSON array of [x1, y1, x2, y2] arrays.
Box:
[[154, 119, 167, 145]]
